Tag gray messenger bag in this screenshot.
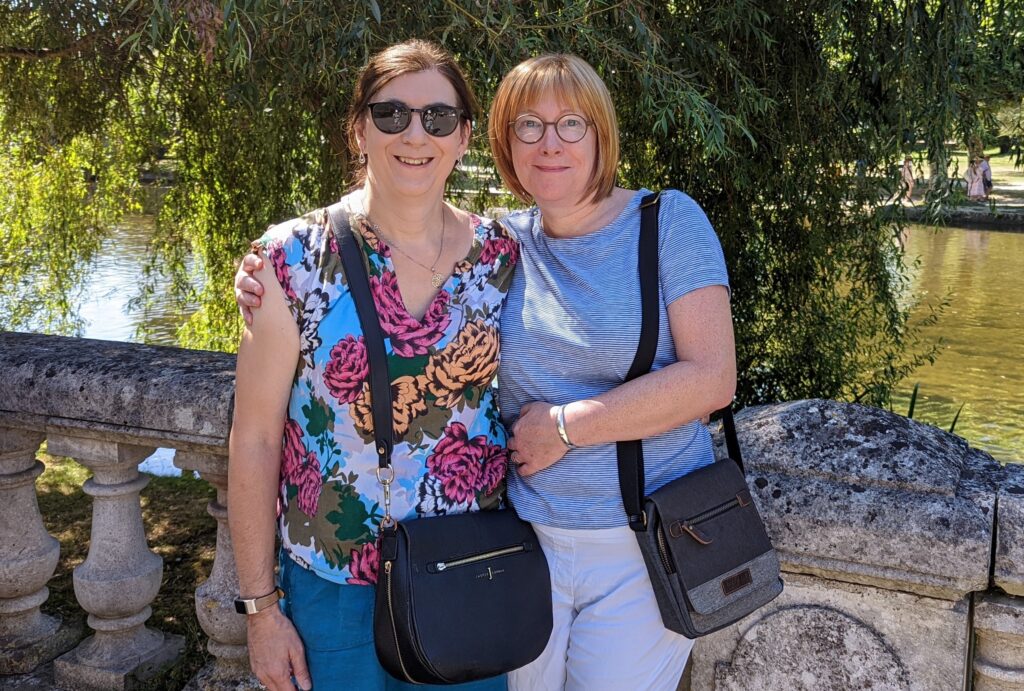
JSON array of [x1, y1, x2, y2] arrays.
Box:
[[618, 192, 783, 638]]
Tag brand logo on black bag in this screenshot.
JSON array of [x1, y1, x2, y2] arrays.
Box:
[[721, 569, 753, 596], [476, 567, 505, 581]]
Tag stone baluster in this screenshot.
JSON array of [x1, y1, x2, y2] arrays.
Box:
[[0, 427, 79, 674], [48, 433, 183, 689], [976, 463, 1024, 689], [973, 593, 1024, 690], [175, 450, 259, 689]]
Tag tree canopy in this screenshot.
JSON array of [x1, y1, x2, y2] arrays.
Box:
[[1, 0, 1022, 407]]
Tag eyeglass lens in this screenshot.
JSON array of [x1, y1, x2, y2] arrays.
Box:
[[368, 102, 462, 137], [512, 114, 589, 144]]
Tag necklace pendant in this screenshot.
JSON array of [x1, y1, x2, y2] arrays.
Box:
[[431, 272, 445, 289]]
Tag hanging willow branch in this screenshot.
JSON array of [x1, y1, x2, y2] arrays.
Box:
[[0, 30, 104, 60]]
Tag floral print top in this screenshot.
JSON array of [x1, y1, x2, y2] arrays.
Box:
[[255, 190, 519, 586]]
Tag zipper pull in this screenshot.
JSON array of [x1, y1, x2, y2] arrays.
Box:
[[435, 562, 447, 572], [384, 561, 392, 574], [683, 524, 713, 545]]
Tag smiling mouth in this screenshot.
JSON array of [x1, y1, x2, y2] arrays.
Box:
[[397, 156, 432, 166]]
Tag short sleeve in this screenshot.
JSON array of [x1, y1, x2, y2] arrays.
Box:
[[251, 211, 330, 324], [656, 190, 730, 306]]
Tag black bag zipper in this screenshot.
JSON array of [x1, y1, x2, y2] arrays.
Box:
[[384, 561, 414, 683], [431, 544, 525, 572], [688, 496, 743, 527], [655, 525, 677, 574]]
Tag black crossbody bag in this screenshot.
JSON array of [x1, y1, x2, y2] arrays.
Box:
[[619, 192, 783, 638], [328, 204, 553, 685]]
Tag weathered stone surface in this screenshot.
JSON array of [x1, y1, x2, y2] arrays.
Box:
[[974, 592, 1024, 690], [995, 462, 1024, 596], [53, 631, 184, 690], [0, 429, 77, 674], [175, 452, 256, 688], [182, 661, 263, 691], [54, 436, 179, 687], [692, 572, 970, 691], [712, 399, 997, 598], [0, 332, 235, 446]]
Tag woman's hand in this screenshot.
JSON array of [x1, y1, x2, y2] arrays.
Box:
[[246, 606, 311, 691], [234, 252, 266, 325], [508, 401, 568, 476]]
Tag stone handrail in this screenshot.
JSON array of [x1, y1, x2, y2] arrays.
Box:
[[1, 331, 1022, 690], [0, 331, 244, 689]]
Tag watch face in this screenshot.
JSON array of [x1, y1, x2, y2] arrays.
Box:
[[234, 599, 251, 615]]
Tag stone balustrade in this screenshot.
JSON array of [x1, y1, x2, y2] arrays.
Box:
[[0, 332, 1022, 690], [0, 332, 246, 689]]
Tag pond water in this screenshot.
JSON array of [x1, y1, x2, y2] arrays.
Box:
[[890, 225, 1023, 463], [74, 218, 1023, 468]]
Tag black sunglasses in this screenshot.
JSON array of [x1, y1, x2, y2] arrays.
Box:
[[367, 101, 466, 137]]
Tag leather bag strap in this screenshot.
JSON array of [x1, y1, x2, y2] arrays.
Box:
[[327, 203, 394, 469], [616, 192, 743, 533]]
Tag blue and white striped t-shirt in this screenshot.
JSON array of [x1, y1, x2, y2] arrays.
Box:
[[499, 188, 730, 529]]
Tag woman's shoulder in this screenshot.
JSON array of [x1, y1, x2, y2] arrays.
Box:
[[493, 206, 538, 242], [255, 207, 331, 255], [654, 188, 704, 215], [472, 212, 520, 245], [651, 188, 713, 228]]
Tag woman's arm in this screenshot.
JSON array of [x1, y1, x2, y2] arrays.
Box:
[[509, 285, 735, 476], [227, 252, 310, 691]]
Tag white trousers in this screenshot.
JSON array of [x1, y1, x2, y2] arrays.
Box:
[[509, 524, 694, 691]]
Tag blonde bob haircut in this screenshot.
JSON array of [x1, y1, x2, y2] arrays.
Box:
[[488, 54, 619, 205]]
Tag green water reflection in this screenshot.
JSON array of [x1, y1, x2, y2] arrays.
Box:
[[892, 226, 1023, 463]]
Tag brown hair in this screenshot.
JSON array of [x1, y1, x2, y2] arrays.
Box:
[[346, 40, 480, 181], [488, 54, 619, 204]]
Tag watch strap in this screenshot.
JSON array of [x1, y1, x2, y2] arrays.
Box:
[[234, 587, 284, 615]]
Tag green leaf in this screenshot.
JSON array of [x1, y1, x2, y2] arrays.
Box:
[[302, 397, 334, 437]]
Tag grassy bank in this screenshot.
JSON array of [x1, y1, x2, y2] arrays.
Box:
[[36, 455, 217, 690]]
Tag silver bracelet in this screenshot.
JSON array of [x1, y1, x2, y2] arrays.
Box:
[[556, 405, 578, 450]]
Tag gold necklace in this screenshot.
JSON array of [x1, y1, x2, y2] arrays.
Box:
[[369, 208, 448, 288]]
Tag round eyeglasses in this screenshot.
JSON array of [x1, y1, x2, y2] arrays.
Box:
[[367, 101, 466, 137], [510, 113, 591, 144]]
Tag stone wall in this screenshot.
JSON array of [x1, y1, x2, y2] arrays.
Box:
[[692, 400, 1024, 691], [1, 333, 1022, 690]]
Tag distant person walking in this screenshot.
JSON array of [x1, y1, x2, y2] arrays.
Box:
[[966, 159, 985, 201], [980, 155, 993, 199], [900, 157, 915, 201]]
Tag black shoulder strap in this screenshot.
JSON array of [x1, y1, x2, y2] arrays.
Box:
[[617, 192, 743, 533], [327, 203, 394, 469], [617, 192, 662, 530]]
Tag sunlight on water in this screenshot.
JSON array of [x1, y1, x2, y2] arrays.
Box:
[[78, 215, 193, 475], [893, 226, 1024, 463]]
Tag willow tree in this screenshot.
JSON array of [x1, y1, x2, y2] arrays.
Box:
[[1, 0, 1022, 406]]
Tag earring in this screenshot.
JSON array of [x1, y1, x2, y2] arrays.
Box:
[[359, 152, 367, 165], [456, 154, 464, 168]]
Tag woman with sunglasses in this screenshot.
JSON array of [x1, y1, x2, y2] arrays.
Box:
[[238, 52, 735, 690], [228, 39, 516, 691]]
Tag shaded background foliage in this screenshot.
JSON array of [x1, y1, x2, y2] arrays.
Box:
[[1, 0, 1022, 407]]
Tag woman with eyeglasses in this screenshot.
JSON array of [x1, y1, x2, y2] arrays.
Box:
[[227, 39, 516, 691], [237, 51, 735, 690], [485, 54, 734, 690]]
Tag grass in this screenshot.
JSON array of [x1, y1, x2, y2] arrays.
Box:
[[35, 454, 218, 690]]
